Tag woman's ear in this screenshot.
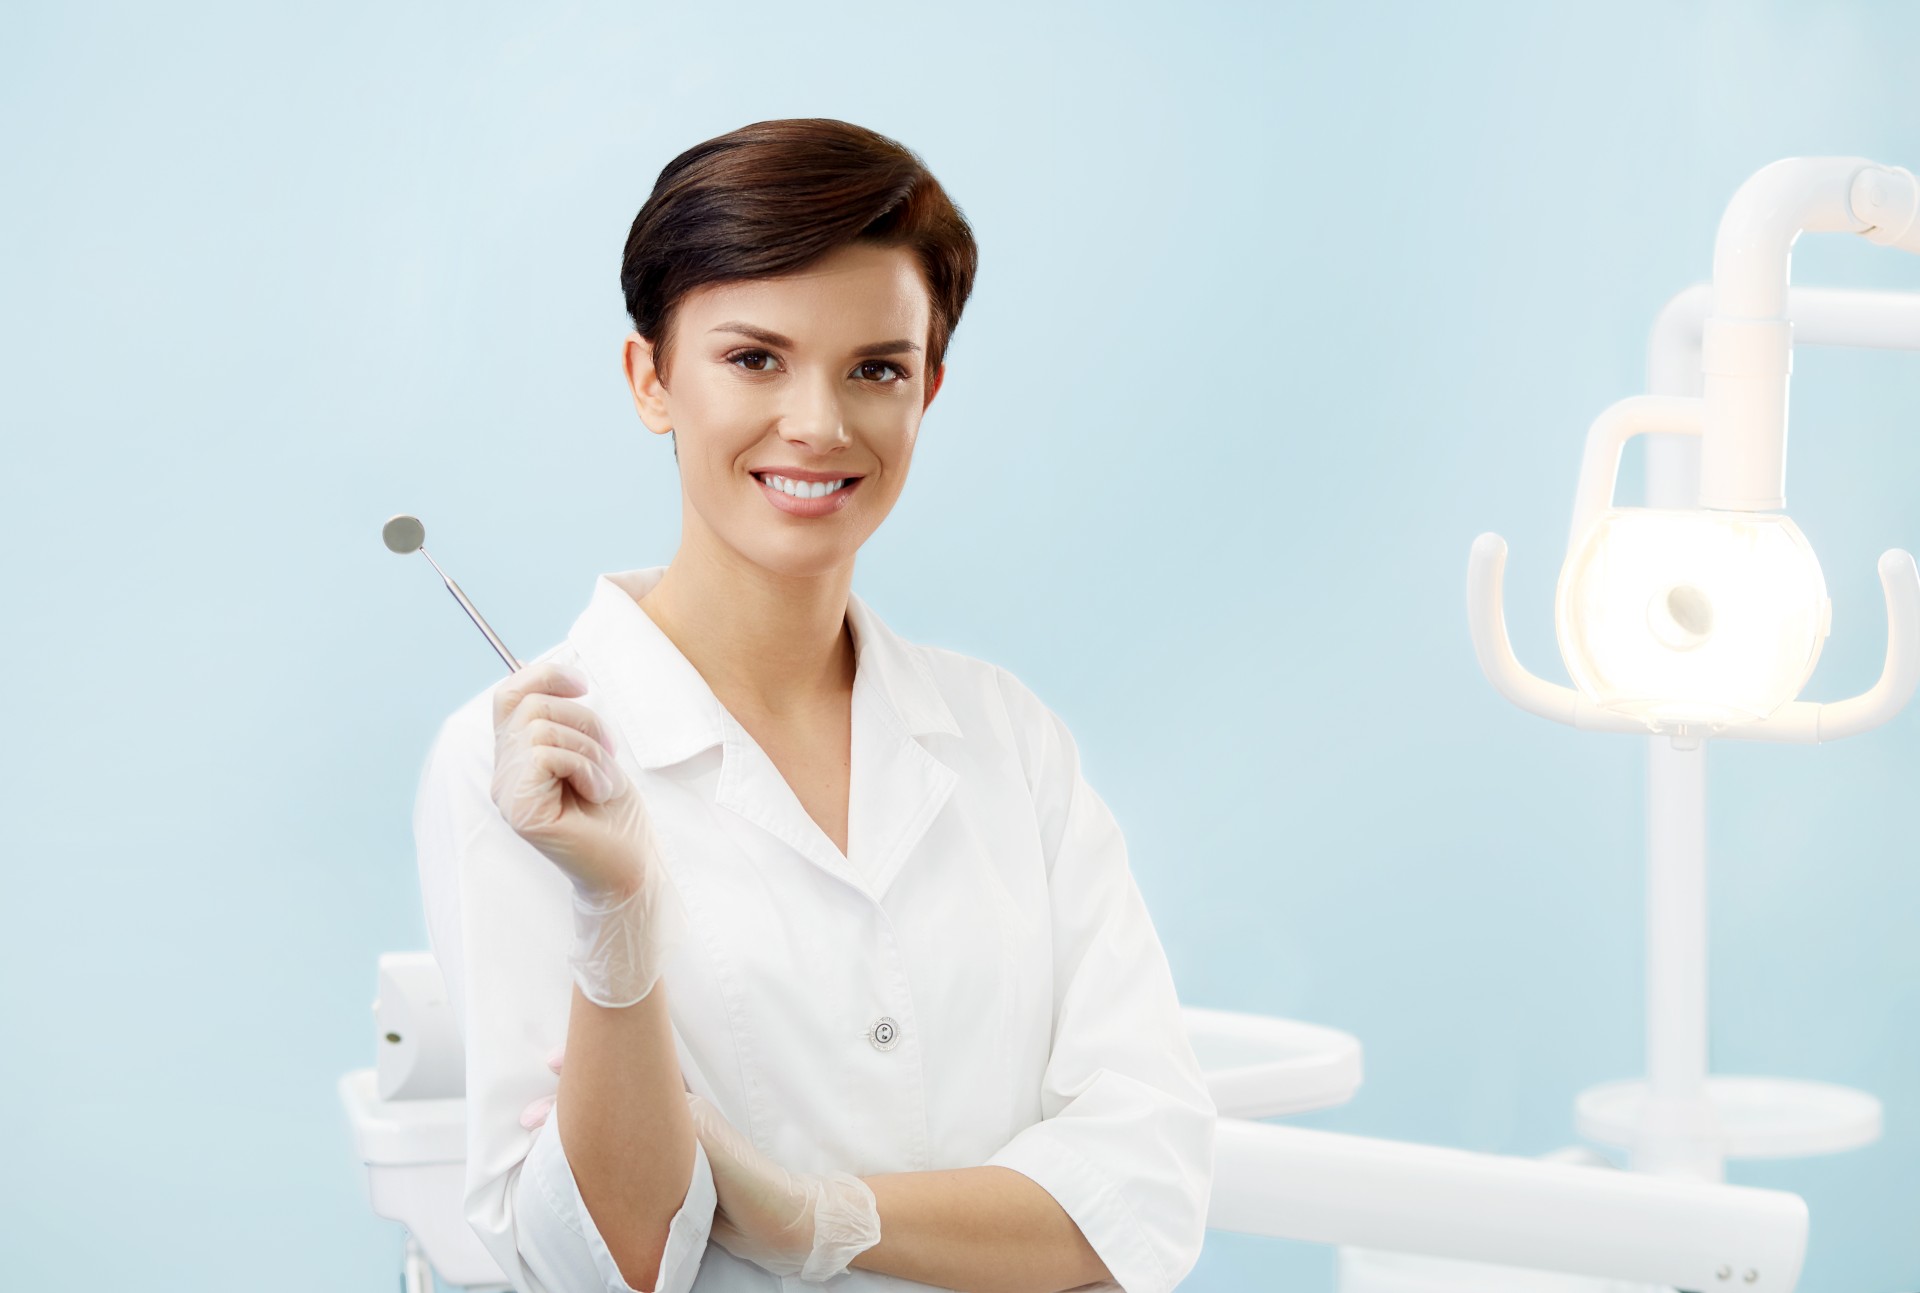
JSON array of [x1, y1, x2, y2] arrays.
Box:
[[622, 330, 674, 437]]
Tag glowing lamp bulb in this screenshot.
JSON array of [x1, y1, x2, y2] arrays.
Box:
[[1554, 508, 1832, 728]]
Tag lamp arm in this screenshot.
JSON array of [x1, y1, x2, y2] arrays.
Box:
[[1703, 157, 1920, 511]]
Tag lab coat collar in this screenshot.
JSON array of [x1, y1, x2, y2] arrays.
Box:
[[566, 566, 963, 902], [564, 565, 962, 770]]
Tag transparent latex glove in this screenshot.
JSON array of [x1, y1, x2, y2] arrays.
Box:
[[491, 660, 686, 1006], [523, 1049, 882, 1281]]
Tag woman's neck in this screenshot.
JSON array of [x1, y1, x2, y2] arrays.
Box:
[[634, 548, 856, 722]]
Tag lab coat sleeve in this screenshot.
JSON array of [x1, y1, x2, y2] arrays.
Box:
[[412, 696, 717, 1293], [982, 668, 1218, 1293]]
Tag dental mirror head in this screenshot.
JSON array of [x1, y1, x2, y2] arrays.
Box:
[[382, 512, 523, 674], [383, 514, 426, 555]]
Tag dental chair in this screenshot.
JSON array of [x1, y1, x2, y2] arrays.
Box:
[[339, 949, 1809, 1293]]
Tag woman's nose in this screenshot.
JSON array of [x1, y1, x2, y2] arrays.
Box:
[[776, 377, 854, 451]]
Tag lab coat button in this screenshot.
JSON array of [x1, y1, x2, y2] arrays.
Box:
[[868, 1017, 899, 1051]]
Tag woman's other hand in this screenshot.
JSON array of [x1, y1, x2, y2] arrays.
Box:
[[688, 1090, 882, 1279], [490, 660, 650, 900], [517, 1041, 568, 1130]]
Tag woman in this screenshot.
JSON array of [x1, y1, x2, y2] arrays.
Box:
[[412, 118, 1215, 1293]]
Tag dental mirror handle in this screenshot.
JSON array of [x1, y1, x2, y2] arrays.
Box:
[[382, 513, 524, 675], [421, 547, 523, 674]]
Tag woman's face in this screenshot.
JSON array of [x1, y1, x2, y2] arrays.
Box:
[[622, 242, 945, 581]]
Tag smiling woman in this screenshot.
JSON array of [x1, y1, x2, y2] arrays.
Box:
[[413, 116, 1217, 1293], [616, 119, 977, 589]]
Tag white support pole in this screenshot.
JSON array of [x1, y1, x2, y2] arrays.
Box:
[[1639, 737, 1721, 1180]]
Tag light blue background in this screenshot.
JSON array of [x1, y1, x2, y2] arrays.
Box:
[[4, 1, 1916, 1288]]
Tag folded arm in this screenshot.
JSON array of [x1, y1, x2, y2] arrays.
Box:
[[851, 1165, 1113, 1293]]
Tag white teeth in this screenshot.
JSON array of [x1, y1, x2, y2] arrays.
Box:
[[760, 474, 850, 499]]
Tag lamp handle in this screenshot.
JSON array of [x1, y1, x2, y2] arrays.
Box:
[[1466, 532, 1649, 734], [1716, 548, 1920, 743], [1566, 395, 1705, 559]]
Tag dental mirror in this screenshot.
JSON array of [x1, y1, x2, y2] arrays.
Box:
[[383, 512, 524, 673]]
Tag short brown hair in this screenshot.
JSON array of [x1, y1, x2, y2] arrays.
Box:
[[620, 118, 979, 395]]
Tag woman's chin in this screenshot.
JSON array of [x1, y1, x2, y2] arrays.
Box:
[[733, 529, 868, 579]]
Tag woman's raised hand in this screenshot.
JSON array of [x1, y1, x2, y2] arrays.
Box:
[[490, 660, 650, 901]]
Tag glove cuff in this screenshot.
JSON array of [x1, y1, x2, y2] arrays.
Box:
[[799, 1171, 882, 1282], [566, 857, 688, 1008]]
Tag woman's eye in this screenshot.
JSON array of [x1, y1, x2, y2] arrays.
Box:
[[857, 360, 909, 383], [727, 349, 778, 373], [722, 349, 907, 384]]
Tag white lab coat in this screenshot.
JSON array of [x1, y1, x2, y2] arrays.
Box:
[[412, 565, 1216, 1293]]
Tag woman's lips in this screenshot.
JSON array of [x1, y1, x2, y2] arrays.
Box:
[[753, 472, 862, 518]]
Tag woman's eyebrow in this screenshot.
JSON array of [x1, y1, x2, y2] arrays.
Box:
[[709, 321, 921, 357]]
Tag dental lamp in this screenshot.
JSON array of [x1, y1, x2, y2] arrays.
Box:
[[1472, 157, 1920, 745], [1426, 156, 1920, 1290]]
